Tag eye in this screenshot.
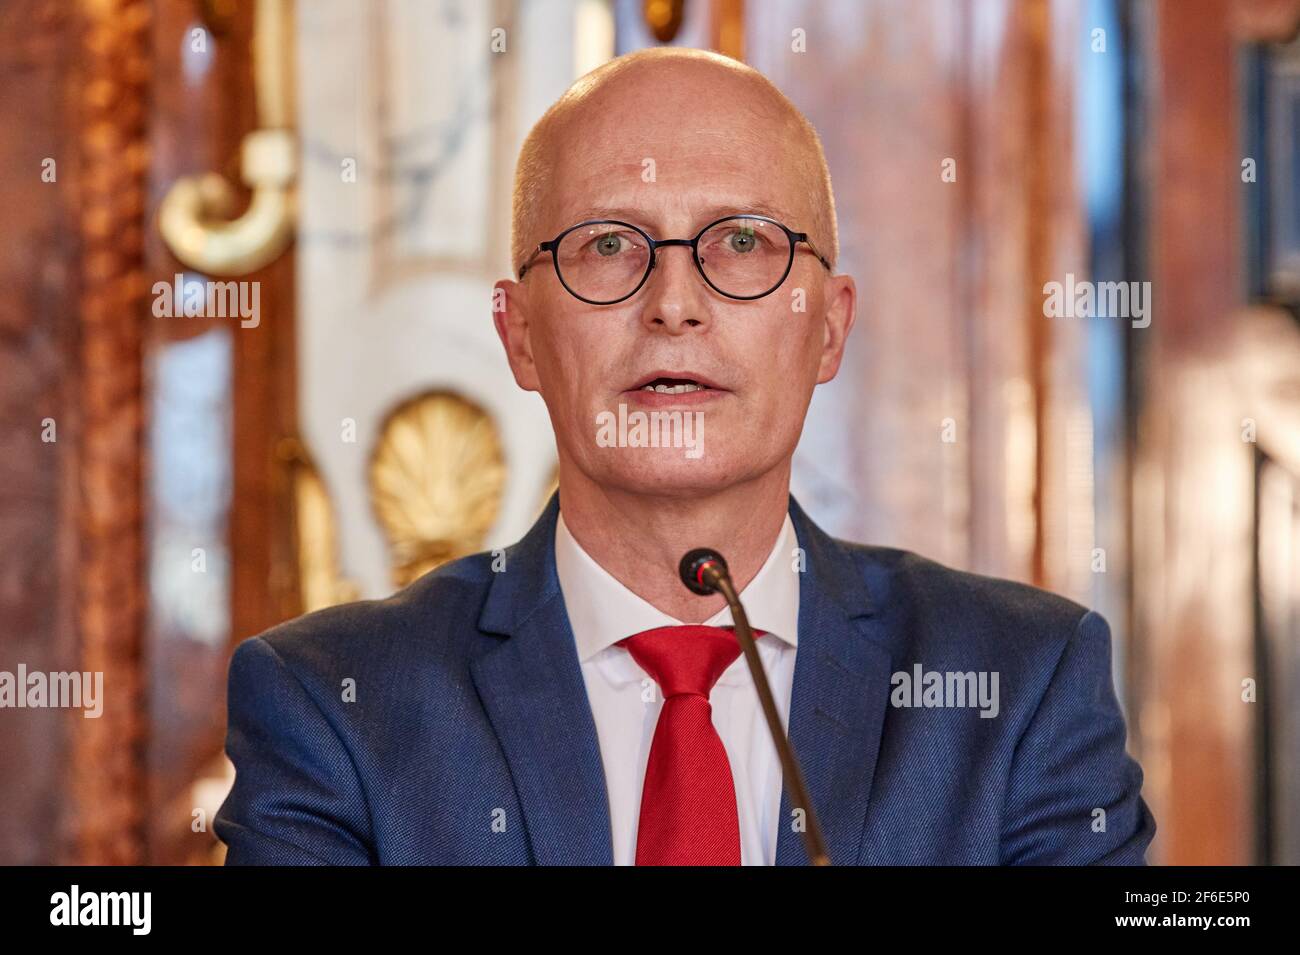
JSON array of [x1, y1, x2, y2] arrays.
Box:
[[726, 229, 758, 253], [703, 221, 772, 257], [587, 230, 639, 257]]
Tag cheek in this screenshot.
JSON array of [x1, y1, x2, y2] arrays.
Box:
[[743, 300, 824, 376], [530, 312, 618, 410], [529, 304, 587, 385], [734, 309, 822, 440]]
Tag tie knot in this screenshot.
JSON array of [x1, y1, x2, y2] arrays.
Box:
[[619, 625, 742, 698]]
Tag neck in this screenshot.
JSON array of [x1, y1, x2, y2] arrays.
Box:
[[557, 462, 791, 622]]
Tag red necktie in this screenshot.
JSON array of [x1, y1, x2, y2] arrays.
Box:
[[619, 625, 746, 865]]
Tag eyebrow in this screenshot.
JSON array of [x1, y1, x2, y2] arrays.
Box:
[[556, 201, 799, 233]]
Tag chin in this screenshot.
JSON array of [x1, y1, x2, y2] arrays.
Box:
[[583, 445, 768, 497]]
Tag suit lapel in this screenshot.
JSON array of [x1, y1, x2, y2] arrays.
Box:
[[775, 498, 894, 866], [471, 495, 614, 865]]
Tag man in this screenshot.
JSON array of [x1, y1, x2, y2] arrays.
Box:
[[215, 48, 1155, 865]]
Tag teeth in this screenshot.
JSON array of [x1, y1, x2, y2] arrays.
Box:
[[641, 382, 707, 394]]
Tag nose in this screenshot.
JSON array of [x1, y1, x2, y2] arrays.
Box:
[[638, 242, 712, 334]]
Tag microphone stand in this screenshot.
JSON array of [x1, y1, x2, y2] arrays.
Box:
[[702, 565, 831, 867]]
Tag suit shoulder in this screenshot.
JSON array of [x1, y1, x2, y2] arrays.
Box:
[[238, 549, 499, 676], [837, 538, 1093, 649]]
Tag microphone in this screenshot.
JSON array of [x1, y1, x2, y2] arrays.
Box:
[[679, 548, 831, 866]]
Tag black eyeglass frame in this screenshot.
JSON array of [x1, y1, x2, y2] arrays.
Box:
[[516, 213, 833, 305]]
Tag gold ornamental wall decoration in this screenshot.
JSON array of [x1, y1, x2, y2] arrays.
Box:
[[368, 391, 506, 588], [279, 437, 361, 614]]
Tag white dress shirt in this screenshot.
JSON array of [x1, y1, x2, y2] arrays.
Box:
[[554, 511, 800, 865]]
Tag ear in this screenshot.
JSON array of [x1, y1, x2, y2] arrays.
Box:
[[492, 278, 542, 392], [816, 272, 857, 384]]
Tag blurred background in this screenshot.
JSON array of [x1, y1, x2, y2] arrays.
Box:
[[1, 0, 1298, 865]]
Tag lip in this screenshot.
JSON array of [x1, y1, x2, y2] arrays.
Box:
[[626, 369, 728, 391], [621, 369, 730, 408], [622, 387, 726, 408]]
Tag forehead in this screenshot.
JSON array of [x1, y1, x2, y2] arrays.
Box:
[[540, 96, 811, 234]]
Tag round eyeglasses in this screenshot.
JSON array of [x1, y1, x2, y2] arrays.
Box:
[[516, 214, 832, 305]]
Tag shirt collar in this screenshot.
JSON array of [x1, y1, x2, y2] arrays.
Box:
[[555, 509, 800, 663]]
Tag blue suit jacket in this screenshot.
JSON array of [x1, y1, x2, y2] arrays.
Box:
[[215, 495, 1155, 865]]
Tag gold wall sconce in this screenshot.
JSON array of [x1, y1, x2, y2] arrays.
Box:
[[159, 0, 296, 276]]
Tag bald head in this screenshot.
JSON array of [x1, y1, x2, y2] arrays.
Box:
[[510, 48, 838, 274]]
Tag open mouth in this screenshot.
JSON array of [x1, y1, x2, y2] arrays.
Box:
[[637, 376, 713, 395]]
